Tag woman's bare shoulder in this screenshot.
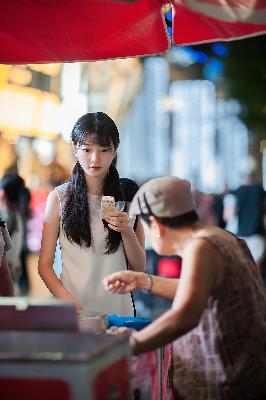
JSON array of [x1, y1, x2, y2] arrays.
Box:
[[45, 189, 61, 218]]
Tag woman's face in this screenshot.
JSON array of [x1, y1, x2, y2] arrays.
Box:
[[75, 138, 116, 179]]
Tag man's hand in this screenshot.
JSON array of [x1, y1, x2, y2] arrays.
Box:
[[103, 270, 140, 294]]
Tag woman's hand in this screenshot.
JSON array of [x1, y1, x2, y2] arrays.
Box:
[[104, 211, 131, 233], [57, 288, 82, 314], [103, 270, 141, 294]]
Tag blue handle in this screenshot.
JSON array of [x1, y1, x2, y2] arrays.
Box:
[[106, 314, 152, 331]]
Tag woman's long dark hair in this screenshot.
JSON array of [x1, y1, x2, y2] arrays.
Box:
[[62, 112, 125, 254]]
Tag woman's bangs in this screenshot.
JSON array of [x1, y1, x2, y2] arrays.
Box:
[[83, 132, 114, 149]]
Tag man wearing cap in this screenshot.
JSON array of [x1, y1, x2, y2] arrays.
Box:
[[103, 176, 266, 400]]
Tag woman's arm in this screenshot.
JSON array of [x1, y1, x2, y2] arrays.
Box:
[[121, 218, 146, 272], [130, 238, 224, 355], [105, 213, 146, 272], [0, 254, 14, 296], [38, 190, 81, 311]]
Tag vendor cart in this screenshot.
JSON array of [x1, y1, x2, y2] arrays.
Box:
[[0, 298, 130, 400], [0, 297, 172, 400], [0, 330, 130, 400]]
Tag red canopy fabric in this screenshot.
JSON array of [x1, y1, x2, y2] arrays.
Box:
[[173, 1, 266, 45], [0, 0, 265, 63], [0, 0, 170, 63]]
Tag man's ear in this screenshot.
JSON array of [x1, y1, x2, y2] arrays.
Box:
[[149, 216, 164, 238]]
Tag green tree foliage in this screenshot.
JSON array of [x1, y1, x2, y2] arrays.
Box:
[[194, 36, 266, 138], [223, 36, 266, 138]]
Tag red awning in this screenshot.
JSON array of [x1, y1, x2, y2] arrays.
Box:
[[0, 0, 170, 63], [0, 0, 265, 63], [173, 1, 266, 45]]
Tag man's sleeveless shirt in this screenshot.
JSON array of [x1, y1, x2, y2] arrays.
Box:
[[171, 232, 266, 400]]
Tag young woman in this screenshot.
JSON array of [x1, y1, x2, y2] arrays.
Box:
[[103, 176, 266, 400], [38, 112, 145, 316]]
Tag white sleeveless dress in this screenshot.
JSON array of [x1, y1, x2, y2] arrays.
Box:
[[55, 183, 134, 317]]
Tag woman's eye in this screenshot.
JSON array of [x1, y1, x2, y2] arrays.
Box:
[[101, 148, 109, 152], [82, 148, 90, 152]]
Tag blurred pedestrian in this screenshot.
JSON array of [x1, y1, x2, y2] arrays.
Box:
[[233, 172, 266, 265], [0, 174, 30, 294], [38, 112, 145, 316], [223, 192, 239, 234], [104, 176, 266, 400], [0, 213, 14, 296], [212, 185, 229, 229]]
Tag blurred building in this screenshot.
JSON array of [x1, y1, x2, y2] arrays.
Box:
[[0, 53, 255, 194], [118, 57, 170, 182], [117, 54, 250, 193], [0, 64, 62, 186], [0, 59, 143, 187]]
